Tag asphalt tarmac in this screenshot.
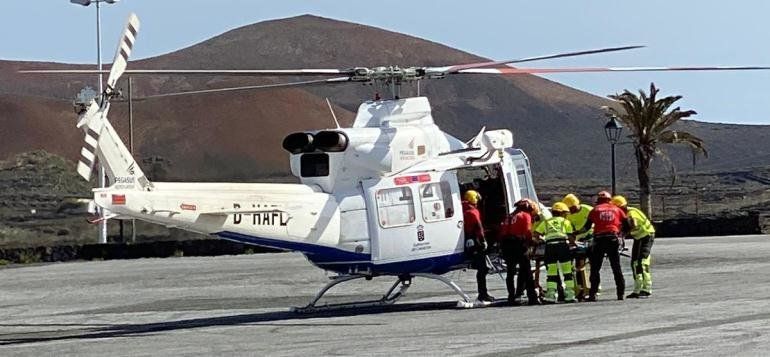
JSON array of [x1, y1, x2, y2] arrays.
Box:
[[1, 235, 769, 356]]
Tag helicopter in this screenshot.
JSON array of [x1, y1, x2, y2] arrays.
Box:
[[23, 13, 770, 311]]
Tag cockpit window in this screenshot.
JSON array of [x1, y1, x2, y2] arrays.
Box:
[[376, 187, 415, 228], [300, 153, 329, 177]]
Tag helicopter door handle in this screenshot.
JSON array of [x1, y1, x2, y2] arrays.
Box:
[[457, 221, 464, 229]]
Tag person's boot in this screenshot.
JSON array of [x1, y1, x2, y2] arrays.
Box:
[[639, 291, 651, 298], [508, 295, 522, 306], [478, 294, 495, 302], [585, 295, 597, 302], [527, 297, 541, 306], [543, 288, 557, 304], [617, 293, 624, 301], [564, 288, 577, 303], [626, 292, 640, 299]]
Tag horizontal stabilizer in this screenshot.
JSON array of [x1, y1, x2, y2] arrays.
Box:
[[87, 212, 118, 224]]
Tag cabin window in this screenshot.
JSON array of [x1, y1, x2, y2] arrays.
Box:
[[300, 153, 329, 177], [376, 187, 415, 228], [419, 182, 454, 222]]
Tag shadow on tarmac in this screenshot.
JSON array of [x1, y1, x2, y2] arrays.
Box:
[[0, 301, 461, 346], [479, 311, 770, 356]]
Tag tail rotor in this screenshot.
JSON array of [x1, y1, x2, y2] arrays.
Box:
[[73, 13, 140, 181]]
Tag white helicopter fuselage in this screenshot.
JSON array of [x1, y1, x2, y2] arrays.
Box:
[[90, 96, 540, 276]]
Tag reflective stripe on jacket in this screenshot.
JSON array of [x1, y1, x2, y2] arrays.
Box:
[[534, 216, 574, 242]]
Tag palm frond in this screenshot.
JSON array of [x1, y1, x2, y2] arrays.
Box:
[[654, 147, 679, 188], [658, 130, 708, 158]]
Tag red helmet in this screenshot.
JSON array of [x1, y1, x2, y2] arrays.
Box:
[[514, 199, 533, 212], [597, 191, 612, 203]]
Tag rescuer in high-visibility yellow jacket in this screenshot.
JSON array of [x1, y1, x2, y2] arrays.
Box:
[[611, 195, 655, 298], [562, 193, 592, 301], [534, 202, 576, 304]]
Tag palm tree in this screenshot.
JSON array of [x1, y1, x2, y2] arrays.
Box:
[[604, 83, 707, 219]]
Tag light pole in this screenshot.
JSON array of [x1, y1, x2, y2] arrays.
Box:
[[604, 115, 623, 195], [70, 0, 120, 244]]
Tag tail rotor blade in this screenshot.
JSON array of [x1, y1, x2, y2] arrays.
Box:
[[75, 100, 106, 180], [105, 13, 140, 93]]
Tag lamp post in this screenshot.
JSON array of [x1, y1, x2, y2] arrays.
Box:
[[604, 116, 623, 195], [70, 0, 120, 244]]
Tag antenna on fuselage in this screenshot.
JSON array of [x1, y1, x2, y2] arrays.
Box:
[[325, 98, 341, 129]]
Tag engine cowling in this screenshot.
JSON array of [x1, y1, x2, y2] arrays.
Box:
[[282, 132, 315, 154], [313, 131, 348, 152]]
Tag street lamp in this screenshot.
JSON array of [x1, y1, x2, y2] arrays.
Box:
[[70, 0, 120, 244], [604, 115, 623, 195]]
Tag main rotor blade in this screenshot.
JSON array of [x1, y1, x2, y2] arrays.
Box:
[[20, 69, 352, 76], [457, 65, 770, 74], [134, 77, 352, 100], [427, 45, 645, 74]]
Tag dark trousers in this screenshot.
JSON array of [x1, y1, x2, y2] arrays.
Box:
[[631, 235, 654, 262], [501, 238, 536, 301], [473, 252, 489, 296], [589, 234, 625, 298]]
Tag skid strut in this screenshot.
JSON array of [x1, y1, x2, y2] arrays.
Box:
[[292, 273, 473, 313]]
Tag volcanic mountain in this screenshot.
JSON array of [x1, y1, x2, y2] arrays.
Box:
[[1, 15, 768, 182]]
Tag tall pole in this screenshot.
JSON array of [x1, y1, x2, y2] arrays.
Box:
[[128, 76, 136, 244], [96, 0, 108, 244], [611, 142, 617, 195], [96, 1, 102, 93]]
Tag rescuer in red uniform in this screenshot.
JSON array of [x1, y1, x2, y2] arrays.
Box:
[[584, 191, 630, 301], [499, 199, 540, 306], [463, 190, 494, 303]]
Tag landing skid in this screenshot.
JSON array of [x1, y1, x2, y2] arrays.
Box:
[[291, 273, 474, 313]]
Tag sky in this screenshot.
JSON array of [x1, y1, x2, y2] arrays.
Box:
[[2, 0, 770, 124]]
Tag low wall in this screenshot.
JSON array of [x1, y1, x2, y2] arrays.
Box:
[[0, 239, 280, 264], [656, 212, 762, 237], [0, 214, 763, 264]]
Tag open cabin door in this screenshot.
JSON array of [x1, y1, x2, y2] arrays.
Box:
[[504, 148, 540, 207], [363, 172, 463, 265]]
